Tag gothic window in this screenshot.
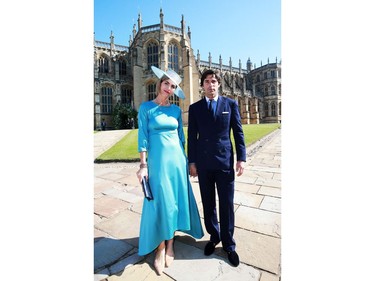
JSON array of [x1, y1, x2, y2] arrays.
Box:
[[101, 87, 113, 113], [256, 75, 260, 82], [265, 85, 269, 96], [147, 42, 159, 70], [263, 72, 268, 80], [278, 69, 281, 78], [271, 102, 276, 116], [264, 103, 269, 117], [256, 85, 261, 96], [168, 43, 179, 71], [148, 83, 156, 101], [98, 56, 109, 73], [119, 59, 126, 75], [271, 70, 275, 78], [271, 85, 276, 95], [121, 86, 132, 105]]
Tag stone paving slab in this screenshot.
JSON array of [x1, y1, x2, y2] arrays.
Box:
[[235, 206, 281, 238], [234, 190, 264, 208], [94, 238, 134, 272], [255, 177, 281, 188], [102, 187, 144, 204], [94, 196, 132, 218], [260, 271, 280, 281], [95, 210, 141, 248], [260, 196, 281, 213], [235, 182, 261, 193], [258, 186, 281, 198], [234, 228, 281, 275]]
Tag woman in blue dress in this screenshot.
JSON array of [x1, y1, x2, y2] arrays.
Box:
[[136, 66, 204, 275]]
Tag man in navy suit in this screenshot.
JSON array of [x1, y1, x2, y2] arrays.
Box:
[[188, 69, 246, 267]]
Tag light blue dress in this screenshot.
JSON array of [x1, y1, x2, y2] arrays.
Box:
[[137, 101, 204, 256]]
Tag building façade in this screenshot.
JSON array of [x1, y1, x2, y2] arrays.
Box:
[[94, 9, 281, 130]]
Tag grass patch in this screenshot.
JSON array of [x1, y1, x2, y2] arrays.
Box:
[[95, 123, 280, 162]]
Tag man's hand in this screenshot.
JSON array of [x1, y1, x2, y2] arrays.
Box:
[[189, 163, 198, 177], [236, 161, 245, 176]]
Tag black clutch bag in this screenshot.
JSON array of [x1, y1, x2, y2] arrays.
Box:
[[141, 176, 153, 201]]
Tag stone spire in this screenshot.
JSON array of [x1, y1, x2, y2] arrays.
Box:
[[110, 31, 114, 56], [181, 14, 185, 38], [247, 57, 252, 72], [137, 13, 142, 30], [160, 8, 164, 28], [132, 24, 136, 39]]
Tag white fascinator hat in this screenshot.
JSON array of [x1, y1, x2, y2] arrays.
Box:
[[151, 66, 185, 99]]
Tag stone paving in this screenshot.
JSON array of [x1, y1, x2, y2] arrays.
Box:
[[94, 128, 282, 281]]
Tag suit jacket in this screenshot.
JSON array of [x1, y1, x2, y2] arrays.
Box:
[[188, 96, 246, 170]]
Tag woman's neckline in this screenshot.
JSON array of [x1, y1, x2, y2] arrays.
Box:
[[152, 100, 171, 107]]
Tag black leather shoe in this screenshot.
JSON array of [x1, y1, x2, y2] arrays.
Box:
[[204, 241, 217, 256], [227, 251, 240, 267]]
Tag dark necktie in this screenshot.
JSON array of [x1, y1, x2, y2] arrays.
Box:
[[208, 99, 214, 118]]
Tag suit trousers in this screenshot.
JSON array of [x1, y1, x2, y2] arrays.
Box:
[[197, 168, 236, 252]]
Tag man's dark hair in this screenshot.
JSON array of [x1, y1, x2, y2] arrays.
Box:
[[200, 69, 221, 86]]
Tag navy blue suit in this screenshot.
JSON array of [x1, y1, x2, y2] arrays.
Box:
[[188, 95, 246, 252]]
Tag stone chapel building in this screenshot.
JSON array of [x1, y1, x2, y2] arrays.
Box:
[[94, 9, 281, 130]]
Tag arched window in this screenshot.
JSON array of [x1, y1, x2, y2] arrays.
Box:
[[147, 42, 159, 70], [121, 86, 132, 105], [101, 87, 113, 113], [256, 85, 261, 96], [98, 56, 109, 73], [264, 103, 269, 117], [271, 102, 276, 116], [168, 43, 179, 71], [119, 59, 126, 75], [271, 85, 276, 95], [148, 84, 156, 101], [256, 75, 260, 82], [265, 85, 269, 96]]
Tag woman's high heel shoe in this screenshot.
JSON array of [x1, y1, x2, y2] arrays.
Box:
[[154, 247, 165, 275]]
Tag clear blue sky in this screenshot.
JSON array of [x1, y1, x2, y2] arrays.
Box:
[[94, 0, 281, 68]]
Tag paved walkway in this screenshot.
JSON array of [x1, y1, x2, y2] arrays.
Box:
[[94, 128, 281, 281]]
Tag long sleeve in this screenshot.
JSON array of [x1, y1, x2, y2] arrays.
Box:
[[177, 108, 186, 149], [138, 103, 149, 152], [230, 100, 246, 162]]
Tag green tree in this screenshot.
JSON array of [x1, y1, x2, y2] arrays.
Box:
[[112, 103, 138, 129]]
